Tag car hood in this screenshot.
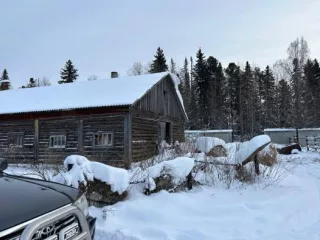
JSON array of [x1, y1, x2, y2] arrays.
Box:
[[0, 174, 80, 231]]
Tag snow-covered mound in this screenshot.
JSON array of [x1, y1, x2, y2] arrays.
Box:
[[196, 137, 226, 154], [132, 157, 195, 187], [235, 135, 271, 164], [52, 155, 130, 194]]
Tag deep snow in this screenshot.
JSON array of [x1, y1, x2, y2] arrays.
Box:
[[4, 147, 320, 240], [90, 150, 320, 240]]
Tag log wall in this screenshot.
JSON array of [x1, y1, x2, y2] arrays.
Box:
[[38, 118, 79, 163], [0, 120, 35, 163], [1, 113, 127, 167], [82, 114, 126, 167]]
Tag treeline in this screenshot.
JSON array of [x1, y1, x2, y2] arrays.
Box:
[[128, 37, 320, 140], [0, 59, 79, 90]]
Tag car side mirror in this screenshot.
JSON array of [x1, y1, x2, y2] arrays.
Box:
[[0, 158, 8, 171]]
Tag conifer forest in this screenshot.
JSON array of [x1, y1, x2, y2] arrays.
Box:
[[128, 37, 320, 141]]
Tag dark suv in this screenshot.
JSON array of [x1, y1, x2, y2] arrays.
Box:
[[0, 158, 96, 240]]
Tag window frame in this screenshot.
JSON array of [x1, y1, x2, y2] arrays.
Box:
[[49, 135, 66, 149], [93, 131, 114, 147], [9, 134, 24, 148]]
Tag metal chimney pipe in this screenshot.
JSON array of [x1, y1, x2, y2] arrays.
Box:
[[111, 72, 118, 78]]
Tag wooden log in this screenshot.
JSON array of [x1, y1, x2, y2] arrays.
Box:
[[254, 155, 260, 175]]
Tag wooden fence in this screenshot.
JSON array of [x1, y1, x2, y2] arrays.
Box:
[[289, 136, 320, 151]]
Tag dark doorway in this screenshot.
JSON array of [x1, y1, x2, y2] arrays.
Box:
[[158, 121, 172, 144]]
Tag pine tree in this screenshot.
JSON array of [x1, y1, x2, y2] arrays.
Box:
[[313, 59, 320, 126], [207, 56, 218, 128], [189, 56, 198, 129], [169, 58, 177, 74], [225, 63, 241, 136], [304, 58, 320, 126], [290, 58, 305, 128], [253, 67, 264, 131], [276, 79, 293, 127], [1, 69, 9, 80], [194, 48, 209, 128], [304, 59, 316, 126], [262, 66, 277, 128], [215, 62, 228, 129], [27, 78, 37, 88], [58, 60, 79, 84], [149, 47, 168, 73], [241, 62, 256, 138], [179, 58, 191, 124], [0, 69, 11, 90]]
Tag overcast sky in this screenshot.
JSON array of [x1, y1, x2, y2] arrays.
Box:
[[0, 0, 319, 87]]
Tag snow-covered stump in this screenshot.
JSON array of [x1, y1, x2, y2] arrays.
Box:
[[142, 157, 195, 195], [52, 155, 129, 207], [83, 179, 128, 207]]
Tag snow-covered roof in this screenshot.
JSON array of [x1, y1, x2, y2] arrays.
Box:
[[0, 72, 186, 116]]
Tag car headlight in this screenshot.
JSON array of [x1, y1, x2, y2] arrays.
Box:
[[73, 194, 89, 217]]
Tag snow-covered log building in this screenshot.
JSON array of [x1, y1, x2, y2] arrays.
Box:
[[0, 72, 187, 167]]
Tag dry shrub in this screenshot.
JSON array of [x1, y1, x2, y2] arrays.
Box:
[[234, 164, 255, 183], [257, 143, 277, 167]]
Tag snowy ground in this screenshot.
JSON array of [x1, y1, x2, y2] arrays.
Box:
[[5, 149, 320, 239], [89, 151, 320, 240]]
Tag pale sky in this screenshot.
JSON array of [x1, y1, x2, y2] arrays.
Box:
[[0, 0, 319, 88]]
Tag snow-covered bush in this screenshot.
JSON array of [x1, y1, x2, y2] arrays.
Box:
[[131, 157, 195, 194], [53, 155, 129, 194]]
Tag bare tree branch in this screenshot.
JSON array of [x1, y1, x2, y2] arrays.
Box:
[[273, 36, 309, 81], [88, 74, 99, 81], [37, 76, 51, 86], [127, 62, 150, 76]]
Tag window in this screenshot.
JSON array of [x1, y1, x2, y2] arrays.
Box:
[[93, 132, 113, 147], [49, 135, 66, 148], [9, 135, 24, 148]]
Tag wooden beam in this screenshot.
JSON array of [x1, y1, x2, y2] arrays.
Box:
[[124, 113, 132, 168], [34, 119, 39, 162], [78, 120, 84, 155]]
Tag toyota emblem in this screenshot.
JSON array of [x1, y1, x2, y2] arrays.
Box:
[[41, 225, 55, 235]]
